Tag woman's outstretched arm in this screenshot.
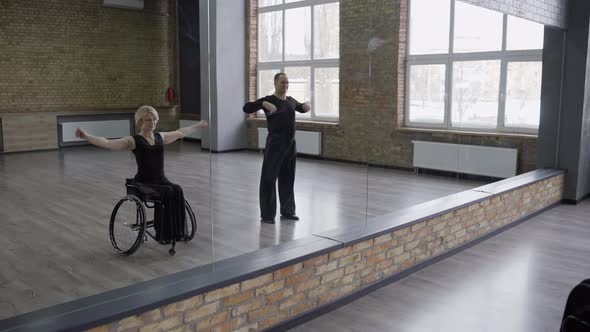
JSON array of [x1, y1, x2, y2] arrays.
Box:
[[161, 120, 208, 145], [76, 128, 135, 150]]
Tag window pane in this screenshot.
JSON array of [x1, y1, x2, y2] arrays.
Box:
[[505, 62, 542, 128], [409, 0, 450, 54], [259, 11, 283, 62], [258, 70, 277, 98], [452, 60, 500, 128], [314, 67, 339, 119], [258, 70, 278, 116], [453, 2, 503, 53], [314, 3, 339, 59], [259, 0, 282, 8], [284, 67, 311, 119], [408, 64, 446, 124], [285, 7, 311, 60], [285, 0, 303, 3], [507, 16, 544, 50]]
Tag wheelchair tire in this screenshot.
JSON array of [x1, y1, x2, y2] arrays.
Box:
[[181, 200, 197, 241], [110, 195, 146, 256]]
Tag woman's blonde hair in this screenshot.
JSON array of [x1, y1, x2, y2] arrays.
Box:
[[135, 105, 159, 126]]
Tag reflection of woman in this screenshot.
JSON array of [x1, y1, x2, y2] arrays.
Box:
[[76, 105, 207, 242]]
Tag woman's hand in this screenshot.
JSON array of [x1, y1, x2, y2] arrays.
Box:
[[75, 128, 88, 140], [197, 120, 208, 128], [262, 101, 277, 113]]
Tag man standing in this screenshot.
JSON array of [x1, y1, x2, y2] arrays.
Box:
[[243, 73, 311, 224]]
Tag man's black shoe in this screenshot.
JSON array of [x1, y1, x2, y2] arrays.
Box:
[[281, 214, 299, 221], [261, 218, 275, 224]]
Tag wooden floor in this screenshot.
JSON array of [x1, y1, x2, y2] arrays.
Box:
[[0, 142, 486, 319], [290, 200, 590, 332]]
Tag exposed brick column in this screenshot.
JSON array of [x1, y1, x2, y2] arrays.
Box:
[[247, 0, 258, 104], [396, 0, 408, 127]]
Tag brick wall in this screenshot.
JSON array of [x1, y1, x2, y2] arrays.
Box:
[[0, 0, 176, 111], [87, 173, 564, 332], [0, 0, 178, 151], [461, 0, 568, 28], [247, 0, 538, 173]]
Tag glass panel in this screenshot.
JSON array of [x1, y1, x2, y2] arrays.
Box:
[[314, 3, 340, 59], [1, 0, 215, 319], [285, 0, 304, 3], [409, 0, 450, 54], [408, 64, 446, 124], [453, 2, 503, 53], [246, 0, 366, 249], [507, 16, 544, 50], [314, 67, 339, 119], [452, 60, 501, 128], [366, 0, 494, 244], [258, 69, 278, 117], [285, 7, 311, 61], [284, 66, 311, 119], [259, 0, 282, 8], [505, 61, 542, 128], [259, 11, 283, 62]]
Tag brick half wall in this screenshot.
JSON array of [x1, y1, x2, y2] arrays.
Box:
[[0, 170, 563, 332], [84, 170, 562, 332]]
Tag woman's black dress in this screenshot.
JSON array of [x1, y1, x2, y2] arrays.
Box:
[[132, 133, 185, 242]]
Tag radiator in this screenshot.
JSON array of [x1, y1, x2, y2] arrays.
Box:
[[103, 0, 143, 10], [412, 141, 517, 178], [58, 114, 133, 147], [257, 128, 321, 156], [179, 120, 203, 139]]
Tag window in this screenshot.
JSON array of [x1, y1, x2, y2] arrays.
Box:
[[257, 0, 339, 121], [406, 0, 544, 133]]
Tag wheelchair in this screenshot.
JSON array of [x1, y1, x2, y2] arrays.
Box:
[[109, 179, 197, 256]]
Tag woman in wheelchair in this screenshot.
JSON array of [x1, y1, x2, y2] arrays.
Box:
[[76, 105, 207, 251]]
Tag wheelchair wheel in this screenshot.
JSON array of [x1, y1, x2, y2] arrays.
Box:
[[110, 195, 146, 256], [181, 200, 197, 241]]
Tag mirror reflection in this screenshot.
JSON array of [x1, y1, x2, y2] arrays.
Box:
[[0, 0, 547, 322]]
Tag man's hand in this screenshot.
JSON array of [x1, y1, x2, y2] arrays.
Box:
[[197, 120, 209, 128], [262, 101, 277, 113], [302, 102, 311, 113], [75, 128, 88, 140]]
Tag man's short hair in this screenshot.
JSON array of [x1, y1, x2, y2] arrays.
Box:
[[274, 72, 287, 83]]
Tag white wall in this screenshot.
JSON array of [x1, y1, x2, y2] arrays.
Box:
[[199, 0, 247, 152]]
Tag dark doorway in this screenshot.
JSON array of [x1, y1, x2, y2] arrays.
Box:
[[177, 0, 201, 115]]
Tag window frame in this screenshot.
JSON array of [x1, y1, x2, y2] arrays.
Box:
[[257, 0, 340, 122], [405, 0, 543, 134]]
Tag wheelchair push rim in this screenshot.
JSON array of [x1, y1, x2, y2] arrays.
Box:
[[109, 195, 146, 256], [181, 199, 197, 241]]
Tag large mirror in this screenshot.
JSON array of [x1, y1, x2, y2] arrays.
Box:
[[364, 0, 545, 233], [0, 0, 215, 319], [0, 0, 548, 323], [208, 0, 368, 263]]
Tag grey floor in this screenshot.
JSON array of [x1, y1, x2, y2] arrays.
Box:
[[0, 142, 486, 319], [290, 200, 590, 332]]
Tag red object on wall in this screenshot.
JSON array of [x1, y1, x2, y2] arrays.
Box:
[[167, 87, 175, 103]]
